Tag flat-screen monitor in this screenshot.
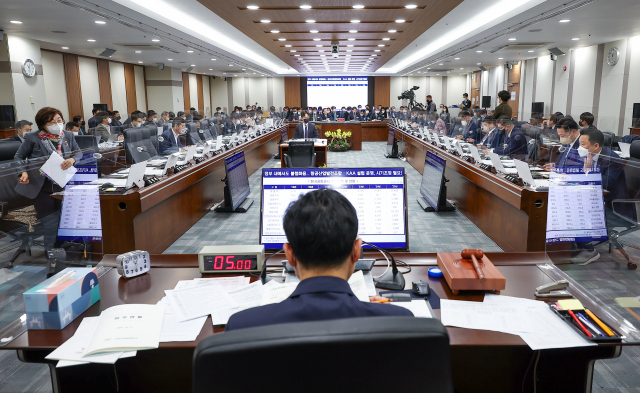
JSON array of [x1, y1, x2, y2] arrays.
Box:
[[306, 77, 368, 108], [224, 151, 251, 210], [260, 167, 408, 250], [387, 128, 396, 156], [93, 104, 108, 112], [481, 96, 492, 108], [532, 102, 544, 115], [633, 103, 640, 120], [420, 151, 446, 211]]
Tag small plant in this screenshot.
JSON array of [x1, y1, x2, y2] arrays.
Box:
[[324, 129, 352, 151]]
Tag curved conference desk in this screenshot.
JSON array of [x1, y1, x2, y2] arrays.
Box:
[[391, 125, 549, 252]]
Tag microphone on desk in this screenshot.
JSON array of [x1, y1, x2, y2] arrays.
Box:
[[362, 241, 405, 290], [259, 249, 284, 284], [136, 146, 147, 153]]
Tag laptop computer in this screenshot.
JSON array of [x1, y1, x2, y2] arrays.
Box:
[[514, 159, 549, 189], [488, 152, 518, 174]]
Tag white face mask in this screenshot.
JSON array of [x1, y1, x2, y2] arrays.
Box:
[[461, 120, 468, 126], [153, 118, 158, 123], [47, 123, 63, 135], [108, 118, 112, 124], [375, 111, 379, 114], [577, 146, 592, 157], [559, 133, 576, 145]]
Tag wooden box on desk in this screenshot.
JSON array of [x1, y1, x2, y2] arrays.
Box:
[[436, 252, 506, 295]]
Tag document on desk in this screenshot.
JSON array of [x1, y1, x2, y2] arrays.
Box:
[[84, 304, 165, 356], [362, 271, 376, 297], [482, 295, 596, 350], [261, 282, 299, 305], [40, 152, 77, 188], [46, 317, 125, 364], [389, 300, 433, 318], [210, 280, 266, 325], [347, 270, 370, 302], [440, 299, 534, 334], [195, 276, 250, 291], [157, 297, 207, 342], [167, 284, 238, 322]]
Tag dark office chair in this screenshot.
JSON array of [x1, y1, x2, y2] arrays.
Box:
[[193, 317, 453, 393], [602, 131, 616, 149], [0, 141, 21, 162], [284, 141, 315, 168], [140, 126, 159, 157], [200, 120, 209, 131], [124, 128, 150, 164], [185, 123, 200, 146], [450, 117, 464, 137]]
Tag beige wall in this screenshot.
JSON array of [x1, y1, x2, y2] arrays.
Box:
[[41, 50, 69, 122]]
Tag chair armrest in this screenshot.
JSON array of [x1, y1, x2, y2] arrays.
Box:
[[611, 199, 640, 225], [284, 154, 291, 168], [0, 202, 8, 220]]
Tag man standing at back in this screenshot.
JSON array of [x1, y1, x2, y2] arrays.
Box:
[[226, 189, 412, 331]]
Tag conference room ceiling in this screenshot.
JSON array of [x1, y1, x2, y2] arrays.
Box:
[[197, 0, 465, 75]]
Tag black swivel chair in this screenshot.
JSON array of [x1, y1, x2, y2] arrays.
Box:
[[193, 317, 453, 393], [140, 126, 159, 157], [185, 123, 200, 146], [124, 128, 150, 164], [284, 141, 316, 168], [602, 131, 616, 149], [0, 141, 22, 163]]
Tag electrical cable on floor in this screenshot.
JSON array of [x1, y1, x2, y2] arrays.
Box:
[[521, 351, 538, 393], [533, 350, 541, 393]]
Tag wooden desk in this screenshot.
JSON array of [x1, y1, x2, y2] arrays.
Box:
[[98, 127, 283, 255], [630, 127, 640, 136], [393, 126, 549, 252], [279, 142, 328, 167], [0, 129, 17, 139], [6, 252, 625, 393], [286, 121, 391, 151]]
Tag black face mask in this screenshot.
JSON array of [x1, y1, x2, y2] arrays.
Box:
[[303, 118, 309, 123], [116, 116, 121, 121], [81, 121, 85, 126]]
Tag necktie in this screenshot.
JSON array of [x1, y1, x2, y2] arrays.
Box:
[[304, 125, 307, 138]]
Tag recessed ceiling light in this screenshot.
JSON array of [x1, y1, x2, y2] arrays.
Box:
[[187, 50, 194, 53], [559, 19, 570, 23], [528, 50, 534, 53], [405, 4, 417, 8], [300, 5, 312, 9], [138, 61, 144, 64], [382, 38, 390, 41], [135, 50, 142, 53], [346, 49, 353, 52], [278, 38, 286, 41], [351, 20, 360, 23], [168, 58, 173, 61], [439, 63, 443, 65], [436, 74, 439, 76], [476, 50, 482, 53], [271, 30, 279, 33], [316, 44, 322, 47], [306, 19, 315, 23], [426, 67, 430, 69], [87, 39, 96, 42], [378, 44, 385, 47], [229, 64, 233, 66], [313, 38, 321, 41], [508, 38, 516, 41], [310, 30, 318, 33], [95, 20, 106, 24], [209, 69, 213, 71], [234, 75, 238, 76], [460, 67, 464, 70], [61, 47, 69, 50], [290, 50, 296, 52], [320, 54, 326, 57], [353, 4, 365, 8], [477, 63, 482, 65], [260, 19, 270, 23], [285, 44, 292, 47], [374, 50, 381, 52], [455, 57, 460, 60], [319, 50, 324, 52], [211, 59, 216, 61], [191, 64, 196, 66], [572, 37, 580, 40], [294, 54, 300, 56], [349, 30, 358, 33], [348, 38, 355, 41], [10, 20, 23, 24], [498, 57, 503, 60], [152, 39, 160, 42], [347, 44, 354, 47], [395, 19, 406, 23], [247, 5, 259, 9], [223, 73, 226, 74]]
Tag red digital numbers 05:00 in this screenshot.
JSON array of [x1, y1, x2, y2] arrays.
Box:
[[212, 256, 252, 270]]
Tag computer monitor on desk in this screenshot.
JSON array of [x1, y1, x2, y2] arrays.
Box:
[[260, 167, 408, 251], [418, 151, 455, 212], [215, 151, 253, 213], [280, 127, 289, 143]]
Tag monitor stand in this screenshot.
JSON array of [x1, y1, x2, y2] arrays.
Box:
[[214, 184, 253, 213], [385, 138, 399, 158], [417, 180, 456, 212]]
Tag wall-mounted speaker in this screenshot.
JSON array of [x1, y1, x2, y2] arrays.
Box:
[[158, 63, 165, 70]]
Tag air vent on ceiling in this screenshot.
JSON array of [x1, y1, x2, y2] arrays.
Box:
[[113, 44, 165, 51], [491, 43, 549, 52], [426, 68, 453, 73], [529, 29, 542, 32]]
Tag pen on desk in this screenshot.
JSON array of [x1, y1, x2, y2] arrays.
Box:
[[576, 313, 605, 337], [585, 309, 615, 337], [373, 298, 389, 303], [568, 309, 593, 338]]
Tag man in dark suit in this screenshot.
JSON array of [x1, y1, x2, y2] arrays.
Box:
[[7, 120, 32, 142], [477, 116, 503, 150], [461, 93, 471, 109], [346, 108, 358, 121], [543, 119, 583, 171], [226, 189, 413, 331], [490, 117, 527, 160], [159, 118, 186, 155], [579, 112, 597, 130], [425, 95, 436, 112], [456, 111, 481, 144], [293, 111, 319, 139], [87, 108, 100, 129]]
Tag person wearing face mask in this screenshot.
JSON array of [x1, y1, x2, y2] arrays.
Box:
[[460, 93, 471, 109], [293, 111, 319, 139], [282, 106, 291, 121], [109, 111, 121, 127], [425, 95, 436, 112], [147, 110, 158, 125], [72, 115, 86, 134], [7, 120, 32, 142], [378, 108, 388, 120], [159, 118, 186, 155], [157, 111, 170, 126], [291, 108, 300, 121], [94, 111, 124, 143], [65, 122, 80, 136], [477, 117, 502, 149], [15, 107, 82, 263], [486, 116, 527, 159], [543, 119, 583, 171], [455, 111, 481, 144]]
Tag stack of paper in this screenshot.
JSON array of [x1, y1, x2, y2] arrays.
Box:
[[440, 295, 597, 350]]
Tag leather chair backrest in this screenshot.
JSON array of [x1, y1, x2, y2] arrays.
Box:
[[186, 123, 200, 145], [630, 140, 640, 160], [140, 126, 159, 157], [124, 128, 151, 164], [602, 131, 616, 149], [285, 140, 315, 168], [0, 141, 22, 162], [200, 120, 209, 130], [193, 317, 453, 393]]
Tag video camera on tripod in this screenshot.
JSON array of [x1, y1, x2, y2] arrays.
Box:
[[397, 86, 424, 110]]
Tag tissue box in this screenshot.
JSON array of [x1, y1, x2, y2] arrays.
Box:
[[23, 268, 100, 330]]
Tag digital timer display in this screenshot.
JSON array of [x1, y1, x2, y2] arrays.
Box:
[[203, 255, 259, 271]]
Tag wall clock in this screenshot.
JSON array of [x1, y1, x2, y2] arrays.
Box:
[[22, 59, 36, 78], [607, 47, 620, 66]]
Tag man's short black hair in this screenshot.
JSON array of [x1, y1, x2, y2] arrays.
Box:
[[172, 118, 186, 127], [459, 110, 472, 118], [498, 90, 511, 102], [73, 115, 82, 123], [483, 116, 495, 123], [580, 128, 604, 147], [498, 116, 513, 126], [301, 110, 310, 118], [177, 111, 185, 117], [131, 113, 141, 122], [427, 95, 432, 99], [216, 107, 221, 111], [92, 108, 99, 115], [283, 189, 358, 268], [480, 109, 487, 115], [580, 112, 595, 126], [463, 93, 469, 98], [560, 119, 580, 131], [66, 121, 79, 130], [16, 120, 32, 129]]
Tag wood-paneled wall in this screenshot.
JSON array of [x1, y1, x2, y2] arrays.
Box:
[[508, 62, 521, 119], [374, 76, 390, 107], [470, 71, 481, 108], [124, 63, 137, 115], [196, 74, 204, 114], [62, 53, 83, 120], [96, 59, 113, 111], [183, 72, 190, 113], [284, 77, 301, 108]]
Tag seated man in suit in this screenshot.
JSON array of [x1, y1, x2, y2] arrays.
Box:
[[456, 111, 481, 144], [293, 111, 319, 139], [542, 119, 583, 171], [159, 118, 186, 155], [346, 107, 358, 121], [487, 116, 527, 160], [226, 189, 413, 331], [93, 111, 123, 143], [7, 120, 32, 142], [65, 121, 80, 136], [477, 116, 503, 150], [87, 108, 99, 129]]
